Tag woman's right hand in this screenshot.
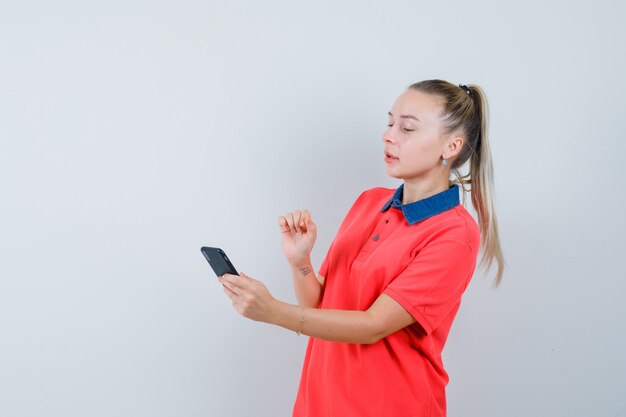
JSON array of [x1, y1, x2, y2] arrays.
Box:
[[277, 209, 317, 266]]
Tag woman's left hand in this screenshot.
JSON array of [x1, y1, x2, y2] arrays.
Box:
[[218, 273, 279, 323]]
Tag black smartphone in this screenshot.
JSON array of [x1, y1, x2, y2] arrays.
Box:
[[200, 246, 239, 277]]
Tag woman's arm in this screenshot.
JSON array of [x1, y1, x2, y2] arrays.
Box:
[[273, 294, 415, 344], [219, 273, 415, 344], [277, 210, 324, 308], [289, 260, 323, 308]]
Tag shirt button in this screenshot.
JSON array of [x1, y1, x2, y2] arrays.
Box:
[[373, 235, 380, 241]]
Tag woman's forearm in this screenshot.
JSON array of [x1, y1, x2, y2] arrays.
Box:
[[290, 260, 322, 308], [271, 300, 380, 344], [217, 272, 412, 344]]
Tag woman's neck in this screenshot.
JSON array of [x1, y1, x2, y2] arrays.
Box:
[[401, 178, 450, 205]]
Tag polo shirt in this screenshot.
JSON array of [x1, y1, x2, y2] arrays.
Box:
[[292, 183, 480, 417]]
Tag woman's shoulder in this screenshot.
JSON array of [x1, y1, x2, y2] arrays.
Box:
[[355, 186, 395, 204], [344, 186, 395, 212], [339, 187, 395, 221], [445, 204, 481, 253]]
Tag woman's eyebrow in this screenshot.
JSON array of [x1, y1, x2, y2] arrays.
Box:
[[388, 111, 420, 122]]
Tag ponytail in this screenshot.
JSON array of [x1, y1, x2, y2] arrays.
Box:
[[465, 84, 506, 288], [409, 80, 506, 288]]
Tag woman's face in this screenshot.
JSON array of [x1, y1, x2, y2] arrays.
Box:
[[382, 89, 449, 180]]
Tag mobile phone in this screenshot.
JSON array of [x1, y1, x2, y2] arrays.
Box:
[[200, 246, 239, 277]]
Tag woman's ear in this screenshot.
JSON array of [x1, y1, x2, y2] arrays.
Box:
[[445, 135, 464, 159]]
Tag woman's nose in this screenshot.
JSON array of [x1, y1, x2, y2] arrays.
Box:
[[382, 132, 395, 143]]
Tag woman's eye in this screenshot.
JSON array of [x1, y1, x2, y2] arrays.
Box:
[[387, 123, 414, 132]]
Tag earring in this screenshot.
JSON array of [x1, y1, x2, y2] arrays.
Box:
[[442, 155, 448, 166]]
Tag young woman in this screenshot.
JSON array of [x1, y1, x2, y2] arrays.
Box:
[[218, 79, 505, 417]]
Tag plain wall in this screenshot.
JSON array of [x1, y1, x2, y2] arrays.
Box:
[[1, 0, 625, 416]]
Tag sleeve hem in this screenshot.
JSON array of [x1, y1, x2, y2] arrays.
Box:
[[383, 287, 433, 335]]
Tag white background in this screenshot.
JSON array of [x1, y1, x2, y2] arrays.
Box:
[[1, 1, 625, 416]]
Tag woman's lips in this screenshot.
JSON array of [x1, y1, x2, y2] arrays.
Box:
[[384, 152, 399, 163]]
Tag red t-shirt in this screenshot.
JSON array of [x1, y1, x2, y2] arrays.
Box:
[[293, 185, 480, 417]]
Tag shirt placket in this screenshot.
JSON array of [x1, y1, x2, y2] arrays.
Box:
[[354, 212, 395, 262]]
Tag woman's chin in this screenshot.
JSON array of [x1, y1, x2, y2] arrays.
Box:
[[386, 173, 400, 178], [384, 167, 402, 179]]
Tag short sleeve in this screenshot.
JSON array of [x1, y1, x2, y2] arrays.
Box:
[[383, 240, 477, 335]]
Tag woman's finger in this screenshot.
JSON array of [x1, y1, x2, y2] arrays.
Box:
[[305, 216, 317, 235], [236, 273, 260, 291], [278, 216, 291, 233], [288, 211, 298, 233], [222, 282, 238, 300], [220, 274, 244, 294], [221, 280, 239, 296], [239, 272, 262, 286], [300, 209, 312, 232], [284, 212, 296, 232], [292, 210, 302, 233]]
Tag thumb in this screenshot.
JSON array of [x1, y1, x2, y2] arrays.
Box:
[[241, 272, 265, 288], [240, 272, 256, 282], [239, 272, 252, 285]]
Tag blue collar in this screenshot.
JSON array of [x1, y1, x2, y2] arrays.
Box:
[[381, 184, 460, 225]]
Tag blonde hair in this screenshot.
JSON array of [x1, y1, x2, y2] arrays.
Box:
[[408, 79, 506, 288]]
